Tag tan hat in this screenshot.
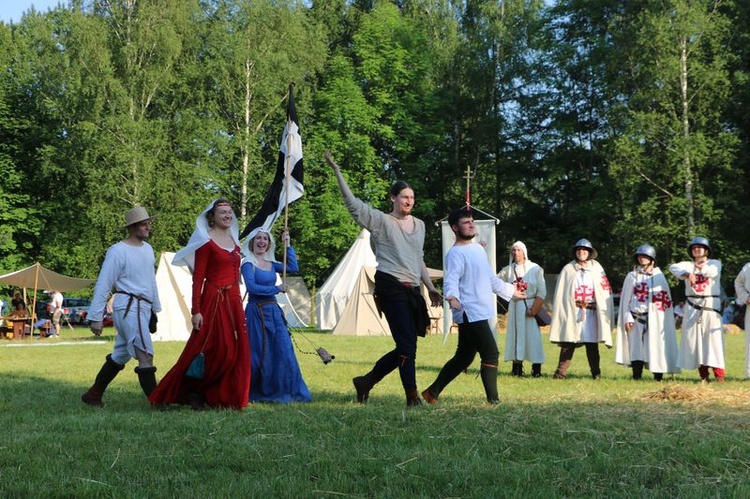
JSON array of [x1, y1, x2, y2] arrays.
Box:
[[122, 207, 154, 230]]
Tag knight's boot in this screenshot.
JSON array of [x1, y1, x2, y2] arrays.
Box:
[[134, 366, 158, 397], [586, 344, 601, 379], [531, 363, 542, 378], [82, 354, 125, 407], [480, 364, 500, 404], [631, 361, 644, 380], [511, 361, 524, 377], [553, 345, 575, 379]]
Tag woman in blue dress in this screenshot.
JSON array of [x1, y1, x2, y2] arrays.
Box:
[[241, 228, 311, 403]]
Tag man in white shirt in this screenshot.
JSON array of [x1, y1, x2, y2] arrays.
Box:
[[48, 290, 64, 336], [82, 207, 161, 407], [421, 208, 522, 404]]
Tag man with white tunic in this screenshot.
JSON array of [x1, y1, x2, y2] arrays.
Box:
[[734, 262, 750, 378], [549, 239, 614, 379], [81, 207, 162, 406], [48, 290, 64, 336], [421, 208, 521, 404], [498, 241, 547, 377], [615, 244, 680, 380], [669, 236, 724, 382]]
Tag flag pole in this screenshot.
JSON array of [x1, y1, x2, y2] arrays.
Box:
[[282, 123, 292, 281], [282, 84, 293, 281]]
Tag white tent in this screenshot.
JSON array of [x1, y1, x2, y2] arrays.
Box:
[[331, 265, 444, 336], [154, 251, 309, 342], [314, 229, 377, 330], [154, 252, 194, 342], [316, 229, 443, 336], [332, 266, 388, 336]]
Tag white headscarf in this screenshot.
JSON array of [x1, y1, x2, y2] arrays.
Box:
[[241, 227, 279, 267], [173, 199, 241, 270], [509, 240, 529, 267]]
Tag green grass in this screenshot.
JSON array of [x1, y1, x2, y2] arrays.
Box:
[[1, 325, 749, 498]]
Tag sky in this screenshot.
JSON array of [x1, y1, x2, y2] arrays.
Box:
[[1, 0, 67, 24]]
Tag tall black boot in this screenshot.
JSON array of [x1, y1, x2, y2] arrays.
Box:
[[631, 361, 644, 380], [531, 363, 542, 378], [82, 354, 125, 407], [585, 343, 601, 379], [480, 364, 500, 404], [653, 372, 664, 382], [134, 366, 158, 397], [511, 361, 524, 377]]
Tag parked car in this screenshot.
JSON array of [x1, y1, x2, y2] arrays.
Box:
[[63, 298, 91, 325]]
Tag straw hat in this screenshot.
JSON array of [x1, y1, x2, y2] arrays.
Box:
[[121, 207, 154, 230]]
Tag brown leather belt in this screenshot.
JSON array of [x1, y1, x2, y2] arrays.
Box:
[[575, 301, 597, 310]]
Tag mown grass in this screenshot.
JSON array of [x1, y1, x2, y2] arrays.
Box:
[[1, 325, 749, 498]]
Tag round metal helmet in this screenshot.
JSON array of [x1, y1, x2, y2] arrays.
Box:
[[572, 238, 598, 260], [634, 244, 656, 264], [687, 236, 711, 258]]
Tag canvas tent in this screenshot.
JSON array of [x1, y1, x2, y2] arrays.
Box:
[[315, 229, 378, 330], [154, 252, 309, 342], [0, 262, 96, 321], [316, 229, 443, 336]]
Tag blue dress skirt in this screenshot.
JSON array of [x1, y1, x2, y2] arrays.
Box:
[[241, 250, 311, 403]]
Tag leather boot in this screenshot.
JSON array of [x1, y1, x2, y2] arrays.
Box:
[[511, 361, 524, 377], [421, 387, 439, 404], [353, 374, 375, 404], [480, 364, 499, 404], [653, 372, 663, 382], [631, 361, 644, 380], [553, 344, 575, 379], [405, 388, 422, 407], [585, 343, 601, 379], [82, 354, 125, 407], [134, 366, 158, 397], [531, 363, 542, 378]]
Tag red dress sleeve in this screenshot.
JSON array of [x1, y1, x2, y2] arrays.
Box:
[[191, 243, 210, 315]]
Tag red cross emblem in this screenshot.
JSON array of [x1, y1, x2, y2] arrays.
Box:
[[633, 282, 649, 303], [514, 278, 528, 292], [601, 274, 611, 292], [575, 285, 594, 302], [692, 274, 709, 292], [652, 290, 672, 311]]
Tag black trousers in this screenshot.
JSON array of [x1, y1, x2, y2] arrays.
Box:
[[368, 296, 420, 390], [429, 318, 499, 396]]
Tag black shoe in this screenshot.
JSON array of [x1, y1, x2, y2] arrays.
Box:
[[352, 376, 371, 404]]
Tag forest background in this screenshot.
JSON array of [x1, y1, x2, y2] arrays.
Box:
[[1, 0, 749, 303]]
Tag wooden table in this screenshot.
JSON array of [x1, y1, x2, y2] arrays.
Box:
[[2, 317, 32, 339]]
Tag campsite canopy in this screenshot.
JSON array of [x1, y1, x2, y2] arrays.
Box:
[[0, 262, 96, 319], [0, 262, 95, 292]]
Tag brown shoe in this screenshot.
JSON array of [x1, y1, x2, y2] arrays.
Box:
[[81, 387, 104, 407], [421, 388, 438, 404]]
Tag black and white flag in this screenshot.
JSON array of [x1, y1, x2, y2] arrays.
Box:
[[240, 85, 304, 238]]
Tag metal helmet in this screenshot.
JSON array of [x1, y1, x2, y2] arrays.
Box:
[[634, 244, 656, 264], [687, 236, 711, 258], [572, 238, 598, 260]]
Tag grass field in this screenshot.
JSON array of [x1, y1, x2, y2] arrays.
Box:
[[1, 325, 749, 498]]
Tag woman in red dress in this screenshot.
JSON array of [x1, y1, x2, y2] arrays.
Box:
[[149, 199, 250, 410]]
